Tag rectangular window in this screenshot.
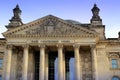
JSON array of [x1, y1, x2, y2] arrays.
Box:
[[112, 59, 118, 69], [0, 59, 3, 68]]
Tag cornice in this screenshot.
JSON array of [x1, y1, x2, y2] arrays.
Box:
[[99, 40, 120, 43], [5, 34, 97, 38], [97, 40, 120, 47]]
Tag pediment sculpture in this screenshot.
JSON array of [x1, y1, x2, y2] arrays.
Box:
[[25, 19, 81, 35]]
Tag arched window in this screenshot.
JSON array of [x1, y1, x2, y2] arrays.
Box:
[[112, 76, 119, 80]]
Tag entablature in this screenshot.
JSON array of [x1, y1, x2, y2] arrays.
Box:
[[6, 39, 96, 47]]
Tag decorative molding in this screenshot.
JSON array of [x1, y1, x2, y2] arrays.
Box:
[[5, 34, 97, 38], [108, 52, 120, 59]]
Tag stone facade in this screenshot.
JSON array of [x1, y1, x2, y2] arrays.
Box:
[[0, 4, 120, 80]]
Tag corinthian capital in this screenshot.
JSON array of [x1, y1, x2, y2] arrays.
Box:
[[22, 44, 29, 49], [39, 44, 45, 48], [6, 44, 13, 49], [57, 44, 63, 48], [90, 45, 96, 49], [73, 44, 80, 49]]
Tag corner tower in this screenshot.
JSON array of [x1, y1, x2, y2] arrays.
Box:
[[90, 4, 105, 40], [91, 4, 102, 25], [6, 4, 23, 30]]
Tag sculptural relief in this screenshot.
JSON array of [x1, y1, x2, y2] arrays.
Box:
[[26, 19, 80, 35]]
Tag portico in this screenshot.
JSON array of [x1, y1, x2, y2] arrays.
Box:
[[5, 42, 97, 80]]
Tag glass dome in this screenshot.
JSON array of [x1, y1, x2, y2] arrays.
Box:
[[65, 20, 81, 25]]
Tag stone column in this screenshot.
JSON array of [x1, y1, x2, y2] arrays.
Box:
[[45, 51, 48, 80], [57, 45, 64, 80], [63, 53, 65, 80], [91, 45, 98, 80], [74, 45, 80, 80], [39, 45, 45, 80], [22, 45, 29, 80], [5, 45, 12, 80]]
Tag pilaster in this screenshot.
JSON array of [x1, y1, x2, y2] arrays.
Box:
[[91, 45, 98, 80]]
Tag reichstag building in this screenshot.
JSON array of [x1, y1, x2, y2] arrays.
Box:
[[0, 4, 120, 80]]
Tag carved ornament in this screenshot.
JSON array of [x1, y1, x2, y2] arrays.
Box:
[[6, 44, 13, 49]]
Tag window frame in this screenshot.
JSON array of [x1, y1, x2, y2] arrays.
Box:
[[0, 52, 4, 69], [111, 59, 118, 69], [0, 59, 3, 69], [108, 52, 120, 70]]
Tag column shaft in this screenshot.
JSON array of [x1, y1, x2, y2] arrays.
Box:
[[6, 45, 12, 80], [45, 52, 48, 80], [58, 45, 64, 80], [63, 53, 65, 80], [39, 45, 45, 80], [74, 45, 80, 80], [22, 45, 29, 80], [91, 45, 98, 80]]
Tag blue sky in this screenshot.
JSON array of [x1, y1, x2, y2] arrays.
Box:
[[0, 0, 120, 38]]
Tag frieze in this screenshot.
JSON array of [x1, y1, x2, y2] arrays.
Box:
[[40, 40, 59, 43], [33, 40, 74, 43], [40, 40, 73, 43], [6, 40, 74, 45]]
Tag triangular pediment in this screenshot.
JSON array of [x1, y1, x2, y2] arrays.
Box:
[[3, 15, 98, 37]]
